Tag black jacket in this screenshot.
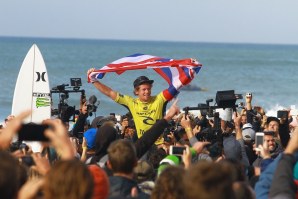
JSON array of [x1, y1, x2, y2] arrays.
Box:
[[71, 113, 88, 137], [109, 176, 149, 199]]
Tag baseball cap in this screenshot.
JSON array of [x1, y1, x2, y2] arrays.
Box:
[[241, 123, 255, 141], [133, 76, 154, 88], [266, 116, 280, 125]]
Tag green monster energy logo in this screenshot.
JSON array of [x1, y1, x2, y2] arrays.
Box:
[[36, 97, 51, 108]]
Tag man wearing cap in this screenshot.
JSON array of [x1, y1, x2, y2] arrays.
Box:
[[88, 69, 178, 144], [241, 123, 257, 162]]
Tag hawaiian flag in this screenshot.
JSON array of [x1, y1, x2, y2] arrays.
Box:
[[88, 53, 202, 98], [154, 64, 202, 100]]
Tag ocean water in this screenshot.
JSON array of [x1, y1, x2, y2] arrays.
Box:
[[0, 37, 298, 121]]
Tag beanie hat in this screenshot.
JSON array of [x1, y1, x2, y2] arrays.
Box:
[[88, 165, 109, 199], [159, 155, 180, 165], [223, 135, 241, 160], [157, 155, 180, 176], [84, 128, 97, 149]]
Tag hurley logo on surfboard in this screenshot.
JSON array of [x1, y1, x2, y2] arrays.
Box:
[[35, 71, 47, 82]]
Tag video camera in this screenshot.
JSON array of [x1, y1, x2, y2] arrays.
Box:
[[183, 90, 242, 118], [51, 78, 99, 122], [86, 95, 99, 116], [182, 90, 242, 144]]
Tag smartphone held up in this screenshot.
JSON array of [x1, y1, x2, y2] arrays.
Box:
[[169, 146, 186, 156], [18, 123, 50, 142], [255, 132, 264, 151]]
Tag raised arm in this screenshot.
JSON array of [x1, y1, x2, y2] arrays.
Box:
[[180, 114, 195, 140], [87, 68, 117, 100], [245, 92, 252, 111], [233, 111, 243, 140]]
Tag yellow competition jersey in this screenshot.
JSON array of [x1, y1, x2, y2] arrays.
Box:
[[115, 92, 167, 145]]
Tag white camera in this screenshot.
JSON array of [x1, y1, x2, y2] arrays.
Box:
[[246, 92, 252, 97]]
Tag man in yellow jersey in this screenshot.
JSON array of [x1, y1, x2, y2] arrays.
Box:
[[88, 69, 176, 145]]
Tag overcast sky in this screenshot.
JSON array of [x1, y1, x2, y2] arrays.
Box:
[[1, 1, 298, 44]]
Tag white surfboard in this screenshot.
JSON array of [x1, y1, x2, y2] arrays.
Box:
[[12, 44, 51, 123], [12, 44, 51, 152]]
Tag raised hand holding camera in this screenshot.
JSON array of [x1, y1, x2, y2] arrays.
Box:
[[246, 92, 252, 103]]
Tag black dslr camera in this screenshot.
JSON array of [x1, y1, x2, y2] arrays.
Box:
[[163, 120, 182, 143]]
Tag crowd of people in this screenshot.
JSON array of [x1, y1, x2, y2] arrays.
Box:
[[0, 72, 298, 199]]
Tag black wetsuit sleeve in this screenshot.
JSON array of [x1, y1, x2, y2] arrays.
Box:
[[134, 119, 169, 159], [269, 153, 297, 199], [71, 113, 88, 137]]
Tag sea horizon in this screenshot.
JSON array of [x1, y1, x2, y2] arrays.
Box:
[[1, 35, 298, 47]]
